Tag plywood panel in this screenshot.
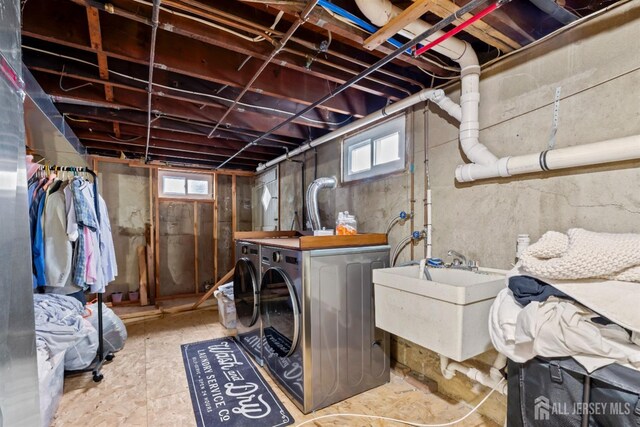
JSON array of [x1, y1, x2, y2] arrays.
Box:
[[159, 201, 196, 296]]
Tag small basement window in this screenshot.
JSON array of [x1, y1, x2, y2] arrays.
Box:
[[159, 170, 214, 199], [342, 115, 405, 182]]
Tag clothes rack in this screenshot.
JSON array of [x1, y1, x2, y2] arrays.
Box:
[[41, 165, 114, 382]]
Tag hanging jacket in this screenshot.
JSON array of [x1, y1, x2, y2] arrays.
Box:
[[43, 188, 74, 289], [32, 189, 47, 287]]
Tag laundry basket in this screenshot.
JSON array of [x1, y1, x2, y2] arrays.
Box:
[[214, 282, 236, 329]]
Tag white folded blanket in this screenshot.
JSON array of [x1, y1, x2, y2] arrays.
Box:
[[520, 229, 640, 282]]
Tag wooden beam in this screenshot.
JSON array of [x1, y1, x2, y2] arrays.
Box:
[[194, 201, 199, 295], [69, 121, 285, 157], [75, 130, 272, 162], [213, 174, 219, 282], [231, 175, 237, 262], [192, 268, 234, 309], [86, 5, 121, 137], [137, 245, 149, 306], [69, 0, 414, 99], [82, 140, 259, 167], [153, 168, 160, 300], [94, 155, 256, 176], [412, 0, 521, 52], [33, 71, 312, 140], [364, 0, 434, 51], [22, 0, 382, 117]]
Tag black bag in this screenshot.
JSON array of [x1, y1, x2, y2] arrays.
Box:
[[507, 357, 640, 426]]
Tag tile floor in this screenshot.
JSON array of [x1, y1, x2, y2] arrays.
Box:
[[52, 310, 498, 426]]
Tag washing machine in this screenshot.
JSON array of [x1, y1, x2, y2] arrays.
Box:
[[260, 244, 390, 414], [232, 241, 263, 365]]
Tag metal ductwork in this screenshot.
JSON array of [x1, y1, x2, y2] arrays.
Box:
[[306, 177, 337, 231]]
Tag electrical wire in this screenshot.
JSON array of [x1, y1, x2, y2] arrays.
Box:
[[108, 134, 143, 142], [319, 5, 460, 74], [417, 66, 461, 81], [295, 378, 505, 427], [62, 114, 91, 123], [59, 65, 93, 91], [131, 0, 283, 43], [22, 45, 352, 127]]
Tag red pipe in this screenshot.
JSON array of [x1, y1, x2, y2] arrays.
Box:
[[414, 2, 499, 57]]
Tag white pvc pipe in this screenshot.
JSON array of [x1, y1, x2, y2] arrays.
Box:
[[455, 134, 640, 182], [354, 0, 472, 66], [440, 355, 508, 395], [426, 188, 432, 259], [257, 89, 445, 172]]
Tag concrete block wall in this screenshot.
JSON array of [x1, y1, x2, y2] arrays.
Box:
[[267, 3, 640, 424]]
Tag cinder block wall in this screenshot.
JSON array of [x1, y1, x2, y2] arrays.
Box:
[[267, 3, 640, 424]]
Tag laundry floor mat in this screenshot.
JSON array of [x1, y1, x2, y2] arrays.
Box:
[[181, 337, 294, 427]]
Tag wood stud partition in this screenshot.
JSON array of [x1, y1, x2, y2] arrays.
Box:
[[94, 156, 248, 302]]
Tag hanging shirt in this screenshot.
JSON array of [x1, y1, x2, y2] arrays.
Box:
[[99, 196, 117, 283], [70, 177, 98, 289], [91, 196, 118, 293]]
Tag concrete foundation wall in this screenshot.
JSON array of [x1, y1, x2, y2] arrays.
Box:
[[268, 3, 640, 424], [98, 162, 151, 298]]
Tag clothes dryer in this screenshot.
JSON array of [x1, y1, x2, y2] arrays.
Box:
[[232, 241, 262, 365], [259, 244, 390, 413]]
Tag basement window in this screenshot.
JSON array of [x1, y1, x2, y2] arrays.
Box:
[[342, 115, 406, 182], [159, 170, 214, 199]]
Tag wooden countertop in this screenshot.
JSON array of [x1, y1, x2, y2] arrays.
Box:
[[234, 231, 388, 250]]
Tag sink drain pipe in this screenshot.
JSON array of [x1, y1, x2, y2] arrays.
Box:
[[440, 353, 508, 395]]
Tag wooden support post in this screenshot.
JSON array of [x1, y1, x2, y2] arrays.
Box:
[[154, 169, 161, 299], [232, 174, 237, 262], [137, 245, 149, 306], [213, 174, 219, 281], [194, 201, 199, 294], [147, 170, 155, 302]]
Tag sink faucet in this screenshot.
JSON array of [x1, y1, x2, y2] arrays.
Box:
[[447, 250, 467, 266], [446, 250, 479, 271]]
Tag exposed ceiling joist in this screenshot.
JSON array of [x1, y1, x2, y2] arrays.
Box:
[[77, 131, 270, 162], [55, 104, 302, 148], [414, 0, 521, 52], [33, 70, 318, 140], [85, 5, 121, 137], [364, 0, 434, 51], [22, 0, 380, 118], [70, 120, 290, 156]]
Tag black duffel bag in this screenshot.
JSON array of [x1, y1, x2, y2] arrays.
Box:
[[507, 357, 640, 426]]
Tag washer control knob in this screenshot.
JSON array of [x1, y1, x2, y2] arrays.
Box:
[[272, 251, 282, 263], [241, 246, 248, 255]]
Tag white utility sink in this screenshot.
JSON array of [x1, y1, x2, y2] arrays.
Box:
[[373, 265, 507, 362]]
